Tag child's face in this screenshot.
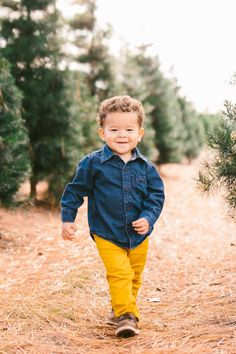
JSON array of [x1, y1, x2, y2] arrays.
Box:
[[98, 112, 144, 162]]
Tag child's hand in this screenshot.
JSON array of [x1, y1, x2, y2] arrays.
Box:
[[62, 222, 77, 241], [132, 218, 149, 235]]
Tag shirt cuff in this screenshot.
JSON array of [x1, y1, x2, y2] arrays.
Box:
[[139, 210, 156, 228], [61, 207, 77, 223]]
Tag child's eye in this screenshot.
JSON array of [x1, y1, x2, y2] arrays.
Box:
[[127, 129, 134, 132], [110, 129, 118, 131]]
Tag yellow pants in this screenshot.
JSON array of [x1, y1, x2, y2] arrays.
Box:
[[94, 235, 149, 320]]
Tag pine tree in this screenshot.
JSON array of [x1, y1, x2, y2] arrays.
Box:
[[56, 0, 115, 159], [0, 58, 29, 206], [118, 45, 187, 162], [72, 71, 102, 155], [198, 111, 220, 136], [64, 0, 115, 100], [178, 96, 205, 162], [198, 99, 236, 215], [0, 0, 77, 201], [149, 77, 186, 163], [113, 45, 158, 160]]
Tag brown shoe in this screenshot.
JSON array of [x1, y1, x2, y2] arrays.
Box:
[[107, 310, 119, 326], [115, 313, 139, 338]]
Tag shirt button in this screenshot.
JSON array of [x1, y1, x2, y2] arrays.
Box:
[[124, 187, 129, 191]]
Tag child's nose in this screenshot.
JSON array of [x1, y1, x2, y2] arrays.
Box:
[[118, 130, 127, 137]]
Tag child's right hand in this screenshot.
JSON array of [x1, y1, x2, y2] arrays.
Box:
[[62, 222, 77, 241]]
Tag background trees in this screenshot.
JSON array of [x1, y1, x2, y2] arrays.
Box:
[[0, 0, 221, 205], [178, 97, 205, 163], [0, 58, 29, 206], [115, 45, 209, 163], [0, 0, 78, 202], [64, 0, 115, 99], [198, 98, 236, 214]]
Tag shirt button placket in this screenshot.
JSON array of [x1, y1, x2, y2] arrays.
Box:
[[122, 164, 131, 248]]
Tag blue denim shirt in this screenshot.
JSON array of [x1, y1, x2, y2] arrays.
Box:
[[61, 144, 165, 249]]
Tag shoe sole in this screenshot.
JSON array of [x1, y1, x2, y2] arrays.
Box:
[[107, 319, 119, 326], [115, 325, 140, 338]]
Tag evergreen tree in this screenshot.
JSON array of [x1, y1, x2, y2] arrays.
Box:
[[118, 46, 187, 162], [73, 71, 102, 155], [178, 96, 205, 162], [149, 75, 186, 164], [111, 46, 156, 160], [198, 111, 220, 136], [0, 0, 77, 201], [198, 99, 236, 215], [57, 0, 116, 160], [64, 0, 115, 100], [0, 58, 29, 206]]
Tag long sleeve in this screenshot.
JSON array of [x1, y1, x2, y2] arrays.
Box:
[[139, 164, 165, 228], [61, 156, 93, 222]]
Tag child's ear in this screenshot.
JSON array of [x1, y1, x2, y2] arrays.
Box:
[[98, 127, 105, 141], [138, 127, 144, 142]]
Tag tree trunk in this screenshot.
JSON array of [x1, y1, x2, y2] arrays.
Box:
[[30, 175, 37, 199]]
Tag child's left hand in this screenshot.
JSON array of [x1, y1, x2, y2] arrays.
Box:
[[132, 218, 149, 235]]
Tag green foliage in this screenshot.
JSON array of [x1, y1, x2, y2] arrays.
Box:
[[149, 79, 185, 164], [72, 71, 102, 156], [117, 46, 200, 163], [139, 107, 158, 161], [198, 100, 236, 215], [0, 58, 30, 206], [113, 46, 158, 160], [178, 97, 205, 162], [66, 0, 115, 100], [0, 0, 77, 202], [198, 111, 221, 137], [82, 26, 114, 99], [0, 0, 215, 206], [117, 45, 214, 164]]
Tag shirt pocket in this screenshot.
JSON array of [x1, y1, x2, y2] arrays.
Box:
[[131, 174, 148, 196]]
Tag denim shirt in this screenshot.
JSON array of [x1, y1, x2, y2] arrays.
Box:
[[61, 144, 165, 249]]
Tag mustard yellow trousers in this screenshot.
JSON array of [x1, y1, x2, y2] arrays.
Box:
[[94, 235, 149, 320]]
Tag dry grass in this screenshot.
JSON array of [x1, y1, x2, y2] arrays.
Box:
[[0, 157, 235, 353]]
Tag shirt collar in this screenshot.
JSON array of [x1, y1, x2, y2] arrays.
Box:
[[100, 144, 114, 163], [100, 144, 148, 164]]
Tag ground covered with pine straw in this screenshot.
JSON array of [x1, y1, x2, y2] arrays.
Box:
[[0, 157, 235, 354]]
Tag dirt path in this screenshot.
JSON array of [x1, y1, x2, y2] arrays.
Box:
[[0, 159, 235, 353]]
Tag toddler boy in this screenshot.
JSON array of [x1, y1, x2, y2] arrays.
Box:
[[61, 95, 165, 338]]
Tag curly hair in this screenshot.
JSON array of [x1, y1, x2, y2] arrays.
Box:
[[97, 95, 145, 127]]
